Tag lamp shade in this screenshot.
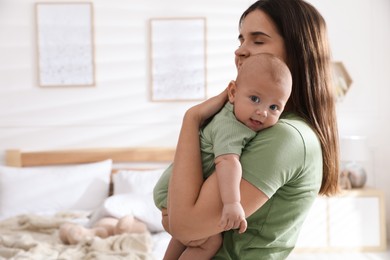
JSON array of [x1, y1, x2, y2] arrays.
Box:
[[339, 136, 368, 162]]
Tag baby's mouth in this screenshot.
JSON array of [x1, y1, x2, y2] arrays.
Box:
[[249, 118, 263, 130], [251, 118, 262, 125]]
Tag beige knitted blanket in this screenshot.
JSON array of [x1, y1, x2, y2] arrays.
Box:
[[0, 213, 153, 260]]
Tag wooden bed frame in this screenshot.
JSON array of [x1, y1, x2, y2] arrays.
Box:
[[5, 147, 176, 167]]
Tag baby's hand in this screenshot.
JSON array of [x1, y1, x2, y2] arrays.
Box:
[[219, 202, 247, 234]]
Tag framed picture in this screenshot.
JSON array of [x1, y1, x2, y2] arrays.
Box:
[[35, 2, 95, 87], [332, 61, 352, 100], [149, 17, 207, 101]]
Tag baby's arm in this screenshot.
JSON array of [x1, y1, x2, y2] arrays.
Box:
[[215, 154, 247, 233]]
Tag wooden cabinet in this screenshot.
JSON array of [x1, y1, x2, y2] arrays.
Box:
[[294, 188, 387, 252]]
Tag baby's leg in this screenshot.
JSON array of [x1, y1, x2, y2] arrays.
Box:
[[163, 237, 186, 260], [179, 234, 222, 260]]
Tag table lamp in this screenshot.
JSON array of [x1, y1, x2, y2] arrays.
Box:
[[339, 136, 368, 188]]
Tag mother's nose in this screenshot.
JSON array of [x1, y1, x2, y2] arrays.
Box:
[[235, 46, 250, 69], [234, 45, 250, 58]]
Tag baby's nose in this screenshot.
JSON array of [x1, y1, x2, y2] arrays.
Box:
[[256, 109, 267, 117]]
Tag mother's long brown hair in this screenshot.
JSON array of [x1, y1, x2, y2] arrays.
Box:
[[240, 0, 339, 196]]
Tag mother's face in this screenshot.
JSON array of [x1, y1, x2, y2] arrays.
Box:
[[235, 9, 286, 70]]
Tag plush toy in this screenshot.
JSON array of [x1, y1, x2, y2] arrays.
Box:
[[59, 215, 147, 245]]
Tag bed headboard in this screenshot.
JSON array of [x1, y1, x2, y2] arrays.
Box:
[[5, 147, 175, 167]]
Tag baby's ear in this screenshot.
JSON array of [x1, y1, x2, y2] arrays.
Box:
[[228, 80, 237, 103]]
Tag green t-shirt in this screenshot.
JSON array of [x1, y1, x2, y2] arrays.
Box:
[[213, 112, 323, 260], [153, 102, 256, 209]]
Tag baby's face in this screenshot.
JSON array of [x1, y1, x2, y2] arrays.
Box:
[[229, 72, 290, 132]]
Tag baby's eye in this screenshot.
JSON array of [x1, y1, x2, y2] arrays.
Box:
[[269, 104, 278, 111], [250, 96, 260, 103]]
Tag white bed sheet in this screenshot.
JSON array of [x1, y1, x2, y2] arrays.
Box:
[[0, 211, 171, 260]]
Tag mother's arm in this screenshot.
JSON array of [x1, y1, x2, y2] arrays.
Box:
[[167, 89, 269, 243]]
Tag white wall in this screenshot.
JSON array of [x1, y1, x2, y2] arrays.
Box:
[[310, 0, 390, 238], [0, 0, 389, 239], [0, 0, 252, 155]]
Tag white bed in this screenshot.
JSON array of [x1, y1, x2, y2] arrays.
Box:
[[4, 148, 389, 260], [1, 147, 174, 260]]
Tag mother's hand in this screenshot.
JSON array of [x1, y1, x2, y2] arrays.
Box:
[[186, 87, 229, 127]]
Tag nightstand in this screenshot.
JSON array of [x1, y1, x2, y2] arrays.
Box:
[[294, 187, 387, 252]]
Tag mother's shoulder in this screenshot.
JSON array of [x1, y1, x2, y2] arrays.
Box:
[[278, 113, 315, 137], [243, 115, 312, 169], [253, 113, 317, 146]]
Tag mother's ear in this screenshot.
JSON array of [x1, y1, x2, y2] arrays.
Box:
[[228, 80, 237, 103]]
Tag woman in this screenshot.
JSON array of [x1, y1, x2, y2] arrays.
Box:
[[165, 0, 339, 259]]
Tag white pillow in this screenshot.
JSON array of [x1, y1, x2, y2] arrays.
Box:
[[0, 160, 112, 218], [89, 193, 164, 233], [112, 168, 164, 195]]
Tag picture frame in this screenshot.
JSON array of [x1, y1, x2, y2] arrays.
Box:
[[332, 61, 352, 100], [149, 17, 207, 101], [35, 2, 95, 87]]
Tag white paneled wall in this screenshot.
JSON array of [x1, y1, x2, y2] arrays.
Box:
[[0, 0, 252, 156], [1, 0, 389, 239], [311, 0, 390, 238]]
